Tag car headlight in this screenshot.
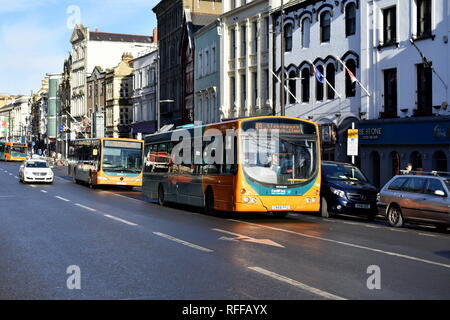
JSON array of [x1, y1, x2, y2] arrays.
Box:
[[330, 187, 346, 199]]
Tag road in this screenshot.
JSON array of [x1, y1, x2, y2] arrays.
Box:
[[0, 161, 449, 300]]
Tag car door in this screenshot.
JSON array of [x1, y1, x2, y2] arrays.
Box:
[[399, 177, 427, 220], [418, 178, 450, 224]]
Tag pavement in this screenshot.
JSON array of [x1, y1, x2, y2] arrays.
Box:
[[0, 161, 449, 300]]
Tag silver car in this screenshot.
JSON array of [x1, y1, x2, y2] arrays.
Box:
[[377, 174, 450, 231]]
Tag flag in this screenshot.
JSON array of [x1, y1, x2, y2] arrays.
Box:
[[345, 65, 357, 83], [312, 64, 325, 84]]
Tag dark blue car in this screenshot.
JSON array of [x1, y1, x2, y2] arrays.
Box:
[[320, 161, 378, 220]]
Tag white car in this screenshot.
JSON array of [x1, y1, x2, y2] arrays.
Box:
[[19, 159, 54, 184]]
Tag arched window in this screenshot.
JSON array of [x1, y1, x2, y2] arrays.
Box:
[[284, 24, 293, 52], [345, 3, 357, 37], [432, 150, 447, 172], [371, 151, 381, 188], [390, 151, 400, 177], [410, 151, 423, 171], [316, 65, 324, 101], [320, 11, 332, 43], [326, 63, 336, 100], [302, 18, 311, 48], [288, 71, 297, 104], [301, 68, 310, 103], [345, 59, 357, 97]]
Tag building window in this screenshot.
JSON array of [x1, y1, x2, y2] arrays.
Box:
[[264, 17, 269, 50], [417, 0, 432, 38], [241, 74, 247, 110], [417, 63, 433, 112], [301, 68, 310, 103], [320, 11, 331, 43], [371, 151, 381, 188], [230, 29, 236, 59], [252, 21, 258, 54], [230, 77, 236, 110], [345, 3, 356, 37], [383, 6, 397, 45], [345, 59, 357, 97], [252, 72, 258, 107], [410, 151, 423, 171], [302, 18, 311, 48], [241, 25, 247, 57], [326, 63, 335, 100], [432, 151, 447, 172], [264, 69, 269, 102], [383, 68, 398, 116], [390, 151, 400, 177], [284, 24, 293, 52], [288, 71, 296, 104], [316, 65, 324, 101]]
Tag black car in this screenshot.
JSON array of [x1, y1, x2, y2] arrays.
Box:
[[320, 161, 378, 220]]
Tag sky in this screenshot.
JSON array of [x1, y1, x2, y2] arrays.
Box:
[[0, 0, 159, 95]]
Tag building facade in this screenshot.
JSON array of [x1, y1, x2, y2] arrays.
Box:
[[194, 21, 221, 124], [87, 66, 106, 138], [69, 25, 154, 137], [153, 0, 222, 126], [46, 73, 62, 154], [131, 47, 159, 139], [105, 54, 134, 138], [220, 0, 271, 121], [358, 0, 450, 187]]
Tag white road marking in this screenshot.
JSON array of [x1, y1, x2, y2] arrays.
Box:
[[419, 233, 437, 238], [153, 232, 213, 253], [230, 219, 450, 270], [55, 196, 70, 202], [249, 267, 346, 300], [365, 225, 381, 229], [112, 193, 143, 203], [14, 176, 18, 179], [40, 190, 47, 193], [74, 203, 96, 212], [389, 228, 407, 233], [213, 228, 285, 248], [104, 214, 137, 226], [29, 185, 36, 188]]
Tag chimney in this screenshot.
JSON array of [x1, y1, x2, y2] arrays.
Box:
[[152, 28, 158, 43]]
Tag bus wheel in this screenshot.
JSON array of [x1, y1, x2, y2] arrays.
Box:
[[320, 197, 330, 218], [158, 184, 165, 206], [205, 188, 215, 215], [272, 212, 288, 218]]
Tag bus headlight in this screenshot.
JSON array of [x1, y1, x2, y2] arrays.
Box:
[[98, 177, 109, 181], [243, 197, 257, 204], [136, 178, 142, 182]]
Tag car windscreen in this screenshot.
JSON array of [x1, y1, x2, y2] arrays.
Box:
[[26, 161, 48, 168], [323, 163, 368, 182]]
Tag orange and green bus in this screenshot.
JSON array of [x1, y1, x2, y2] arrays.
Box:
[[0, 142, 28, 161], [68, 138, 144, 189], [143, 116, 321, 217]]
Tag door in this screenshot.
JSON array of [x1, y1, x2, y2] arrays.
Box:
[[419, 178, 450, 224], [399, 177, 427, 220]]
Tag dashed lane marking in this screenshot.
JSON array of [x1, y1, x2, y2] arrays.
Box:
[[104, 214, 138, 226], [249, 267, 347, 300], [74, 203, 97, 212], [229, 219, 450, 270], [55, 196, 70, 202], [153, 232, 213, 253]]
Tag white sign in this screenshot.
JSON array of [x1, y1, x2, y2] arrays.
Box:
[[347, 129, 359, 156]]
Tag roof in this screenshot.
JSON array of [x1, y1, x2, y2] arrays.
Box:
[[191, 13, 218, 31], [89, 31, 152, 43]]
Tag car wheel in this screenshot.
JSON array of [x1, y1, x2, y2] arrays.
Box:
[[320, 197, 330, 218], [387, 205, 404, 228], [158, 184, 165, 206]]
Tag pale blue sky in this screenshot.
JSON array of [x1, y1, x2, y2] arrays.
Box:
[[0, 0, 159, 95]]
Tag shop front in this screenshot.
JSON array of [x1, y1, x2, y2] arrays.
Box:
[[358, 116, 450, 188]]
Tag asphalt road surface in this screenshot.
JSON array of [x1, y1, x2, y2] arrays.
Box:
[[0, 161, 449, 300]]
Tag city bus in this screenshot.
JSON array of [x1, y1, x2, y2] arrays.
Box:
[[143, 116, 321, 217], [0, 142, 28, 161], [68, 138, 144, 189]]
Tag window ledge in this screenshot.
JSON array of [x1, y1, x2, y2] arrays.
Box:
[[377, 42, 399, 50], [412, 33, 436, 42]]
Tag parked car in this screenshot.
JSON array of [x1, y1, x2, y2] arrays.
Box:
[[19, 159, 54, 184], [377, 174, 450, 231], [320, 161, 378, 219]]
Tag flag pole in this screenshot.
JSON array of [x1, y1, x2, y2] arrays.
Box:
[[335, 55, 371, 97], [307, 60, 341, 99]]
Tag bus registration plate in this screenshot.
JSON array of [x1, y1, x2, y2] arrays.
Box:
[[272, 205, 291, 211]]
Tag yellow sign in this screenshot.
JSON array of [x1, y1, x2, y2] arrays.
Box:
[[347, 129, 359, 156], [348, 129, 359, 139]]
